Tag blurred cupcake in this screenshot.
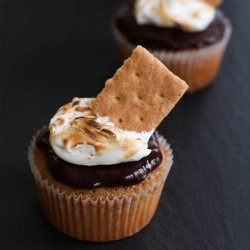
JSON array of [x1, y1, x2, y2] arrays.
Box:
[[28, 46, 188, 241], [113, 0, 232, 93]]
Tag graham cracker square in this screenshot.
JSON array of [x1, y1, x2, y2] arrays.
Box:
[[94, 46, 188, 132]]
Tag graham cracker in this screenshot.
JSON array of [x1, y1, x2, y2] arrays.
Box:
[[93, 46, 188, 132]]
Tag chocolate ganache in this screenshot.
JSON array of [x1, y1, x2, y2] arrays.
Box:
[[36, 128, 163, 190], [115, 3, 228, 50]]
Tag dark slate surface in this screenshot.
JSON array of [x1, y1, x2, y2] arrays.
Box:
[[1, 0, 250, 249]]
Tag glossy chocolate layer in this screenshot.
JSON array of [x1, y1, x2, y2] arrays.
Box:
[[115, 3, 228, 50], [36, 128, 162, 189]]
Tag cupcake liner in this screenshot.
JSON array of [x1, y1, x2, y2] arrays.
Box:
[[28, 127, 173, 242], [112, 20, 232, 93]]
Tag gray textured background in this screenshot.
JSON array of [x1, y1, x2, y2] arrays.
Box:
[[1, 0, 250, 249]]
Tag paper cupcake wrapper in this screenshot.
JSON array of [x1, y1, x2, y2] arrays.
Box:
[[28, 127, 173, 242], [112, 21, 232, 93]]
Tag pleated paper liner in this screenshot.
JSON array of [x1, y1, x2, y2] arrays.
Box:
[[28, 127, 173, 242], [112, 20, 232, 93]]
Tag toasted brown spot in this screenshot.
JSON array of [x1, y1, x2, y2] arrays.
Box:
[[75, 116, 85, 120], [62, 104, 72, 114], [84, 128, 97, 139], [101, 129, 116, 138], [75, 107, 91, 112], [57, 118, 65, 126], [50, 124, 57, 133], [74, 142, 84, 147], [192, 11, 201, 18], [87, 120, 100, 130], [73, 101, 80, 106]]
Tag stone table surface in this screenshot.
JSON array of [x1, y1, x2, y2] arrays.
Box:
[[1, 0, 250, 249]]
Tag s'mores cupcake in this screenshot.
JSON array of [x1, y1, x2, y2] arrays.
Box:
[[113, 0, 232, 93], [28, 46, 188, 242]]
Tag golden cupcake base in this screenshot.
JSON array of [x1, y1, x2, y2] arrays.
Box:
[[28, 128, 173, 241]]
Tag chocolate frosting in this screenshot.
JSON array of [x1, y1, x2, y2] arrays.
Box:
[[115, 3, 228, 50], [36, 128, 163, 189]]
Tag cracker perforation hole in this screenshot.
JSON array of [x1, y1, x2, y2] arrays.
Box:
[[118, 118, 122, 123], [140, 117, 144, 121], [115, 96, 120, 100], [160, 93, 164, 97], [138, 95, 142, 100], [135, 72, 140, 77]]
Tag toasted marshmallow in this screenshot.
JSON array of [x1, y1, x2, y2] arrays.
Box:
[[135, 0, 215, 32], [49, 97, 154, 166]]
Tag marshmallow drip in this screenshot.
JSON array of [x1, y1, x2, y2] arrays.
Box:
[[49, 97, 154, 166], [135, 0, 216, 32]]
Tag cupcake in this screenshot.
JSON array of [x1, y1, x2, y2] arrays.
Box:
[[113, 0, 232, 93], [28, 46, 188, 241]]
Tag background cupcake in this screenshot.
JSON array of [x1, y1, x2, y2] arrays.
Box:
[[113, 0, 232, 93]]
